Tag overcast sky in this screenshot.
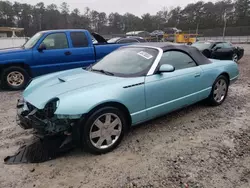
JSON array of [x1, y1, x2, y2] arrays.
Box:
[[10, 0, 218, 16]]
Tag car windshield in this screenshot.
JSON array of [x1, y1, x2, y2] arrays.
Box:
[[91, 35, 98, 44], [192, 42, 212, 50], [107, 37, 121, 43], [23, 32, 43, 49], [90, 47, 158, 77]]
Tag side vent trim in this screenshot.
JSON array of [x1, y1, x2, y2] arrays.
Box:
[[123, 82, 145, 88]]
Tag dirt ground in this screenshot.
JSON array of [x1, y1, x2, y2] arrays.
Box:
[[0, 53, 250, 188]]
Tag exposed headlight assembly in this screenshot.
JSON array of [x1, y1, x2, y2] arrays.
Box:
[[44, 98, 59, 118]]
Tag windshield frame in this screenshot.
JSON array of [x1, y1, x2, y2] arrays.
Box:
[[23, 32, 44, 49], [191, 42, 213, 50], [107, 37, 121, 43], [88, 46, 162, 77]]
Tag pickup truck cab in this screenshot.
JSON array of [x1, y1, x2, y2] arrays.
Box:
[[0, 29, 128, 90]]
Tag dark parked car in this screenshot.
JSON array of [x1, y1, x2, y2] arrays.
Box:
[[150, 30, 165, 36], [107, 37, 146, 44], [192, 41, 244, 62]]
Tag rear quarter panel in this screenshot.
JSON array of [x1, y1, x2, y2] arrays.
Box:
[[200, 59, 239, 89]]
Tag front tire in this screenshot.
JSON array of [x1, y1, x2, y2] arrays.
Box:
[[1, 66, 29, 90], [81, 107, 127, 154], [207, 75, 229, 106]]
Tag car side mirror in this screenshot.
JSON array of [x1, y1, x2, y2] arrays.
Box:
[[158, 64, 175, 73], [38, 43, 46, 52]]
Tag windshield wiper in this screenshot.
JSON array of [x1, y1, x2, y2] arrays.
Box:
[[84, 64, 93, 70], [91, 69, 114, 76]]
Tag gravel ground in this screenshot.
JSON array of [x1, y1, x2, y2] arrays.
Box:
[[0, 55, 250, 188]]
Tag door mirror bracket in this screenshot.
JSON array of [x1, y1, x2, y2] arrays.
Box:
[[38, 43, 46, 52]]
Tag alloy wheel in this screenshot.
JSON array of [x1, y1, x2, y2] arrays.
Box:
[[213, 79, 227, 103], [89, 113, 122, 149], [232, 53, 238, 62], [7, 71, 24, 87]]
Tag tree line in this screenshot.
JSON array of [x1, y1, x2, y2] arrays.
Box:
[[0, 0, 250, 37]]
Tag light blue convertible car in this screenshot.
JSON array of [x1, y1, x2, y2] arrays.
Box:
[[17, 43, 239, 154]]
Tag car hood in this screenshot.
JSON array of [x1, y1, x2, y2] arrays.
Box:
[[0, 47, 26, 55], [92, 32, 107, 43], [23, 68, 119, 109]]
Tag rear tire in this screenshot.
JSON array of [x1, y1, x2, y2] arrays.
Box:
[[207, 75, 229, 106], [0, 66, 29, 90], [232, 53, 238, 62], [81, 107, 128, 154]]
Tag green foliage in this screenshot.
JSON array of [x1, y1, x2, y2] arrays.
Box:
[[0, 0, 249, 36]]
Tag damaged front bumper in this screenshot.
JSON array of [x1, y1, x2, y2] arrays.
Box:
[[16, 99, 76, 136], [4, 99, 82, 164]]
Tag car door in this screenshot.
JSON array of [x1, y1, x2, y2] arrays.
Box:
[[211, 43, 232, 60], [68, 31, 96, 68], [32, 32, 73, 76], [145, 50, 207, 118], [222, 42, 234, 60]]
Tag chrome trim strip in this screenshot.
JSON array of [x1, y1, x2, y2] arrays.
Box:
[[147, 48, 163, 75], [230, 75, 239, 81], [130, 87, 211, 117], [123, 82, 145, 88], [131, 109, 147, 116]]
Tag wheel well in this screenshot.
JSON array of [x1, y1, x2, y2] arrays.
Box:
[[87, 102, 132, 126], [0, 63, 32, 77], [221, 72, 230, 84]]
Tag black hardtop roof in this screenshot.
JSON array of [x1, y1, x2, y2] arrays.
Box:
[[130, 42, 190, 50], [129, 42, 212, 65], [130, 42, 205, 53]]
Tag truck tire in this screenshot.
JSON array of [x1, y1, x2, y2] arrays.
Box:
[[1, 66, 30, 90]]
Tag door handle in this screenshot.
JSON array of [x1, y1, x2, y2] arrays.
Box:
[[64, 51, 71, 56], [194, 73, 201, 77]]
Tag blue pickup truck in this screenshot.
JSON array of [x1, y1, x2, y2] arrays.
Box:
[[0, 29, 128, 90]]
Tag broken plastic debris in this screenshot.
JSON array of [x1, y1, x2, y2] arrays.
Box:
[[4, 135, 74, 164]]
